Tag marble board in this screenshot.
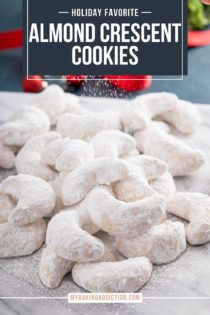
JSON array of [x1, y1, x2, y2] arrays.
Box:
[[0, 92, 210, 315]]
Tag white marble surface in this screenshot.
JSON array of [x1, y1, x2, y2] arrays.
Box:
[[0, 92, 210, 315]]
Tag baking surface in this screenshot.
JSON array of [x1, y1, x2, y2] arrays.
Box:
[[0, 92, 210, 315]]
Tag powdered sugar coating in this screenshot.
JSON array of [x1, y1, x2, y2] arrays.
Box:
[[87, 186, 166, 238], [0, 106, 50, 147], [113, 155, 167, 202], [0, 219, 46, 257], [33, 85, 66, 125], [42, 138, 94, 172], [64, 93, 91, 115], [157, 99, 201, 134], [0, 189, 15, 223], [116, 221, 186, 264], [39, 239, 115, 289], [132, 92, 178, 120], [72, 257, 152, 293], [135, 122, 205, 176], [120, 103, 148, 133], [57, 112, 121, 141], [62, 157, 130, 206], [39, 246, 74, 289], [46, 206, 103, 262], [167, 192, 210, 245], [15, 132, 61, 181], [0, 143, 16, 169], [0, 89, 208, 296], [150, 172, 176, 200], [0, 174, 56, 225], [91, 130, 136, 158]]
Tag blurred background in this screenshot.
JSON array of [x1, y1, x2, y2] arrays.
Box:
[[0, 0, 210, 103]]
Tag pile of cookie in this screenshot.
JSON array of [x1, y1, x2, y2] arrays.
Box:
[[0, 86, 208, 293]]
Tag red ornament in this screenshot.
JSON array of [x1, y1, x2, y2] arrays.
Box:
[[22, 75, 47, 93], [105, 75, 152, 92], [0, 29, 22, 50], [188, 30, 210, 47], [65, 75, 87, 86]]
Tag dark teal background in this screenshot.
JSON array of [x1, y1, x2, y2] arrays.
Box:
[[0, 0, 210, 103]]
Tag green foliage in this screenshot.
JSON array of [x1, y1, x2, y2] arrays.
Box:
[[188, 0, 210, 30]]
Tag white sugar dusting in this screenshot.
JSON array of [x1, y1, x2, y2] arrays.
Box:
[[0, 102, 210, 313]]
